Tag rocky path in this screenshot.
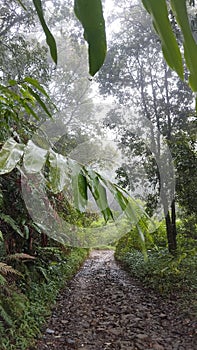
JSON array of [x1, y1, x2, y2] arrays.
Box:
[[35, 250, 196, 350]]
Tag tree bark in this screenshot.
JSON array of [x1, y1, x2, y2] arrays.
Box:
[[161, 189, 177, 254], [165, 210, 177, 254]]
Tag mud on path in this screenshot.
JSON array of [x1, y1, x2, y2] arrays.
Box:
[[35, 250, 196, 350]]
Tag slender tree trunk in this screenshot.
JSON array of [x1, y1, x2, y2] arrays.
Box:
[[165, 210, 177, 254], [162, 193, 177, 254], [171, 198, 177, 249], [139, 60, 178, 254], [162, 64, 177, 254]]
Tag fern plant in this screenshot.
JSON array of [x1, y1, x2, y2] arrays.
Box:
[[0, 262, 21, 277], [6, 253, 35, 262]]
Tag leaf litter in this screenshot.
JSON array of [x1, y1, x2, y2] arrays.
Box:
[[34, 250, 196, 350]]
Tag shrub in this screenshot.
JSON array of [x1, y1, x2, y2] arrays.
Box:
[[0, 246, 89, 350]]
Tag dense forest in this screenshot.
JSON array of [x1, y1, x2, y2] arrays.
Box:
[[0, 0, 196, 349]]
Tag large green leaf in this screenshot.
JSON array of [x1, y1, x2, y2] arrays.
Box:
[[48, 150, 70, 193], [0, 138, 24, 174], [142, 0, 184, 80], [100, 175, 145, 224], [74, 0, 107, 76], [71, 162, 88, 212], [0, 138, 151, 247], [85, 169, 113, 221], [171, 0, 197, 91], [33, 0, 57, 64], [99, 175, 153, 251], [96, 181, 113, 222], [23, 140, 48, 173]]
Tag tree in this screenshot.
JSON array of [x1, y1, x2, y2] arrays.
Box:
[[1, 0, 197, 253], [0, 0, 35, 37], [97, 1, 195, 253], [43, 35, 98, 139], [0, 0, 147, 253], [171, 126, 197, 216]]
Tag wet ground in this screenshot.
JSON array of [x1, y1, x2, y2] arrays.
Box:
[[35, 250, 196, 350]]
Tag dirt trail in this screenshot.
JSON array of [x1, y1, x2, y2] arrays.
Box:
[[35, 250, 196, 350]]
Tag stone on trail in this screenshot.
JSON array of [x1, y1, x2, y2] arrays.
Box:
[[36, 250, 197, 350]]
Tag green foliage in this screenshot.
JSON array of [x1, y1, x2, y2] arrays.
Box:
[[142, 0, 184, 79], [31, 0, 107, 76], [0, 274, 6, 285], [32, 0, 57, 64], [85, 170, 113, 222], [74, 0, 107, 76], [171, 132, 197, 215], [177, 214, 197, 239], [57, 195, 98, 228], [115, 219, 158, 259], [0, 304, 13, 328], [0, 212, 24, 237], [0, 283, 27, 344], [97, 1, 196, 253], [23, 140, 48, 173], [29, 0, 197, 88], [0, 246, 89, 350], [116, 247, 197, 296], [0, 137, 149, 248], [72, 163, 88, 212], [115, 223, 197, 307], [141, 0, 197, 103], [0, 139, 25, 174], [0, 78, 52, 137], [48, 150, 70, 193], [171, 0, 197, 91]]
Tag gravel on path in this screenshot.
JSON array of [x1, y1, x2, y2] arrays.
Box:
[[35, 250, 197, 350]]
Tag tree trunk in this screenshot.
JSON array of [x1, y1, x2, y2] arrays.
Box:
[[162, 191, 177, 254], [171, 198, 177, 241], [165, 210, 177, 254]]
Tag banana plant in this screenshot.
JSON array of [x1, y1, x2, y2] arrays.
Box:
[[29, 0, 197, 95], [0, 137, 149, 224], [18, 0, 107, 76], [0, 137, 150, 251], [142, 0, 197, 95]]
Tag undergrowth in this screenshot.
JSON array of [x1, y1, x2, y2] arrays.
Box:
[[0, 246, 89, 350], [115, 227, 197, 317]]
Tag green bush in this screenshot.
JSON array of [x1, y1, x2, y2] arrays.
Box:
[[115, 221, 197, 316], [176, 214, 197, 239], [117, 247, 197, 293], [115, 220, 168, 260], [0, 247, 89, 350]]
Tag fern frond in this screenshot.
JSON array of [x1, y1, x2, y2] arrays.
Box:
[[7, 253, 36, 261], [0, 263, 21, 276]]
